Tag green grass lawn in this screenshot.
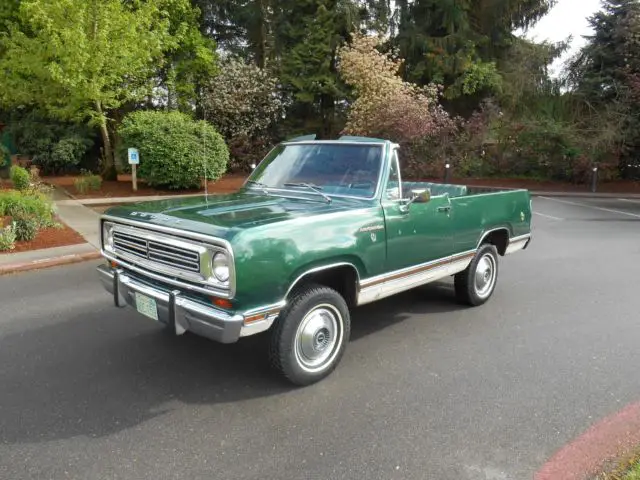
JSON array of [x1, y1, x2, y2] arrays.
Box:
[[623, 460, 640, 480]]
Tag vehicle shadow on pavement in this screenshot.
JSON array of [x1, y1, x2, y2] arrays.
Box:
[[349, 280, 467, 342], [0, 282, 465, 445]]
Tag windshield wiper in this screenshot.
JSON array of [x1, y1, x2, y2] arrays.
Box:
[[245, 180, 270, 195], [284, 182, 332, 203]]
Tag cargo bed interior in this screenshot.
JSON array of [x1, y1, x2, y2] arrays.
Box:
[[401, 181, 520, 198]]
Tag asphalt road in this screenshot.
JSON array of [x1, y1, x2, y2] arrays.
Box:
[[1, 196, 640, 480]]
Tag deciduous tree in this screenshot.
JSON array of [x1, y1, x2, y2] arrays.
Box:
[[0, 0, 215, 179], [338, 33, 452, 143]]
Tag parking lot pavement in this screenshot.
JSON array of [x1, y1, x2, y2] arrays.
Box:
[[535, 195, 640, 220], [1, 197, 639, 480]]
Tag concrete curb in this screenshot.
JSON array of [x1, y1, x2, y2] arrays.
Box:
[[75, 193, 206, 205], [50, 183, 232, 206], [535, 401, 640, 480], [0, 250, 102, 276]]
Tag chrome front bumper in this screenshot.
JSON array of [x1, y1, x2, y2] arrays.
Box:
[[97, 264, 280, 343]]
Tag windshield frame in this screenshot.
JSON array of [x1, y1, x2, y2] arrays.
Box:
[[243, 140, 389, 201]]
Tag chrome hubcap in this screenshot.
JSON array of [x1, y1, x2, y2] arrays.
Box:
[[294, 304, 343, 372], [474, 254, 496, 298]]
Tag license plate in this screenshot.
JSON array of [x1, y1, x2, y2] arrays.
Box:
[[135, 292, 159, 321]]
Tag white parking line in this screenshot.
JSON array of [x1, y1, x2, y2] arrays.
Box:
[[539, 196, 640, 219], [618, 198, 640, 203], [533, 211, 564, 221]]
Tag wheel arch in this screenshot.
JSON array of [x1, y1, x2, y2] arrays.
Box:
[[477, 227, 511, 256], [285, 261, 362, 308]]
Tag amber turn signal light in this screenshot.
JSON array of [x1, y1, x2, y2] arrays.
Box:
[[211, 297, 233, 309], [244, 313, 266, 324]]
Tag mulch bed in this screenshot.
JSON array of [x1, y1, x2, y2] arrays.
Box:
[[46, 174, 248, 199], [1, 183, 88, 254], [0, 217, 86, 255]]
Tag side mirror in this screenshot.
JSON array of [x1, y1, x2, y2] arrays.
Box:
[[409, 189, 431, 204], [400, 189, 431, 212]]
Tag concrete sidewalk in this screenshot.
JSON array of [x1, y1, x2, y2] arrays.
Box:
[[51, 188, 100, 248]]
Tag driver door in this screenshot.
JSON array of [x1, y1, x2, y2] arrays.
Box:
[[381, 149, 455, 272]]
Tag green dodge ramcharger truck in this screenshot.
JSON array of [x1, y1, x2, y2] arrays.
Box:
[[97, 136, 532, 385]]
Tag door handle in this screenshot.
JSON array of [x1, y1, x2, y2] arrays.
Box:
[[437, 206, 452, 213]]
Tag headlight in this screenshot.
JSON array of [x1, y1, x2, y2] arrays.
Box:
[[212, 252, 230, 282], [102, 222, 115, 252]]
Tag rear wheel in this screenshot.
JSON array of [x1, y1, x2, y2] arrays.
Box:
[[268, 284, 350, 386], [454, 243, 499, 306]]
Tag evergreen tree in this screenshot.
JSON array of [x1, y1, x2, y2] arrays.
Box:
[[568, 0, 640, 178], [389, 0, 555, 108], [194, 0, 389, 137], [276, 0, 353, 137]]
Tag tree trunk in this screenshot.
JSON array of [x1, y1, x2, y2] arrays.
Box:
[[96, 101, 117, 181], [253, 0, 269, 69], [320, 93, 335, 138]]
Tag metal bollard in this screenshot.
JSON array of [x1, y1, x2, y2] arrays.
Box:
[[444, 163, 451, 183], [591, 166, 598, 193]]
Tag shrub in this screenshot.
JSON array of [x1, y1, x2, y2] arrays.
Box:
[[0, 143, 10, 167], [10, 165, 31, 191], [29, 165, 42, 184], [50, 136, 91, 172], [203, 58, 284, 140], [0, 224, 16, 251], [12, 210, 39, 241], [3, 110, 94, 175], [227, 134, 273, 172], [118, 110, 229, 189], [74, 172, 102, 194], [0, 190, 56, 228]]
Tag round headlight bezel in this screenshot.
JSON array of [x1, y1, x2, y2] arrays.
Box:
[[212, 251, 230, 283]]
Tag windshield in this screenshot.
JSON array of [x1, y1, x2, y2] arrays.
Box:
[[245, 143, 384, 199]]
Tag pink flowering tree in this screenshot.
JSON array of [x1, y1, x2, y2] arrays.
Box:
[[337, 33, 455, 177]]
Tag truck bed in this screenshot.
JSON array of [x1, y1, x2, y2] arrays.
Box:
[[401, 181, 524, 198], [402, 181, 532, 253]]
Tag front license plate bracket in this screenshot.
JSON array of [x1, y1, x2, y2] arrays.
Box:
[[135, 292, 159, 321]]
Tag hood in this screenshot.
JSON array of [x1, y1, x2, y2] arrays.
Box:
[[103, 190, 363, 240]]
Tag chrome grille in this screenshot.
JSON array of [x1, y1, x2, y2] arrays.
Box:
[[113, 231, 201, 274]]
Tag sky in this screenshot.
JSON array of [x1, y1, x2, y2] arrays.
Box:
[[521, 0, 603, 77]]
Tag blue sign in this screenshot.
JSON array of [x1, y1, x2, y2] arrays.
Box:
[[127, 148, 139, 165]]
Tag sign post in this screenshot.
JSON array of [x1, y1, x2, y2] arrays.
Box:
[[127, 148, 139, 192]]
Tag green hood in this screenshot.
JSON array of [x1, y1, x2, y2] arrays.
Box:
[[103, 191, 363, 240]]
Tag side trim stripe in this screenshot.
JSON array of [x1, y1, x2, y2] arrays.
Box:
[[277, 232, 531, 310], [509, 233, 531, 243], [359, 250, 476, 289]]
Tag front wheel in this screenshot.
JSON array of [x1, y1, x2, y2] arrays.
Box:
[[454, 243, 499, 306], [268, 284, 350, 386]]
